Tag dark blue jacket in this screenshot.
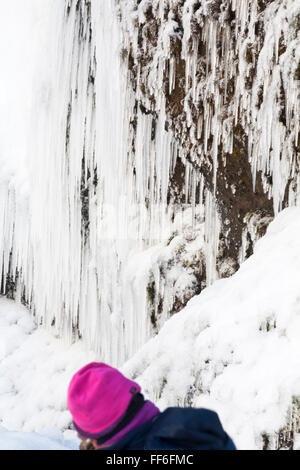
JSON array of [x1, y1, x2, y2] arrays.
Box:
[[104, 408, 236, 450]]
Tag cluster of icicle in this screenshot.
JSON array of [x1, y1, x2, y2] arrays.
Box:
[[0, 0, 299, 364], [0, 0, 217, 364], [120, 0, 300, 213]]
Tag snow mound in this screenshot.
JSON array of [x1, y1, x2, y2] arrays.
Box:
[[0, 299, 96, 436], [122, 207, 300, 450]]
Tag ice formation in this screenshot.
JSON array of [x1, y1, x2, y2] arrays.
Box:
[[0, 0, 299, 366]]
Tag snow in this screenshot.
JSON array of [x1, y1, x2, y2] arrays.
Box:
[[121, 207, 300, 450], [0, 427, 77, 451], [1, 207, 300, 449], [0, 297, 96, 448]]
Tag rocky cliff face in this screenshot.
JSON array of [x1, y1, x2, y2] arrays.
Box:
[[119, 0, 300, 266]]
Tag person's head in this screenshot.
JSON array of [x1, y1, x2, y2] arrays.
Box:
[[67, 362, 147, 450]]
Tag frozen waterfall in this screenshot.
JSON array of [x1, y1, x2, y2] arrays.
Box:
[[0, 0, 299, 365]]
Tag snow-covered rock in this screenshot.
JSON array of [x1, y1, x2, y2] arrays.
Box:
[[122, 207, 300, 450]]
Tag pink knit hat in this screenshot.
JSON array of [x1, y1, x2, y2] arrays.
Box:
[[67, 362, 141, 438]]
